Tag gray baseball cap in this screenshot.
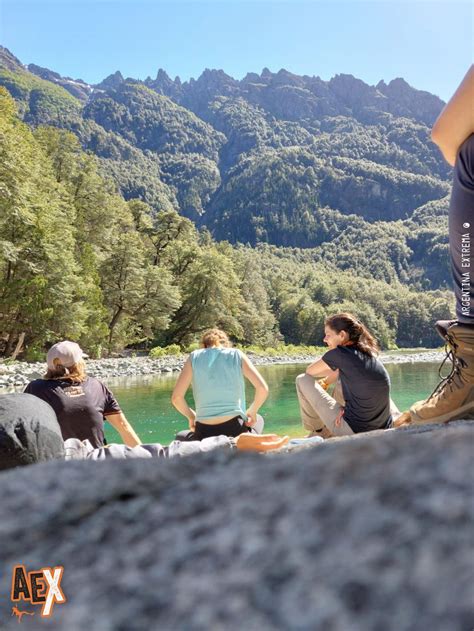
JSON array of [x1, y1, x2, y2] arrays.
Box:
[[46, 340, 85, 370]]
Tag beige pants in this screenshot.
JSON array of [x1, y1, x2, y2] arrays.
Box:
[[295, 373, 354, 437], [296, 374, 401, 437]]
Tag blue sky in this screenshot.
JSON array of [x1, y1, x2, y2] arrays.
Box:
[[1, 1, 472, 100]]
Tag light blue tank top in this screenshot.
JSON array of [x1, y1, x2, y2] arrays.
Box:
[[190, 348, 247, 422]]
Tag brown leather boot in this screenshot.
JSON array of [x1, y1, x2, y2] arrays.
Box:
[[409, 322, 474, 424]]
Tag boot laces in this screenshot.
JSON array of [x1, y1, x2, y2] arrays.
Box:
[[427, 338, 467, 402]]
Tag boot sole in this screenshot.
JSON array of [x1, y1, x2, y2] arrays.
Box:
[[411, 401, 474, 425]]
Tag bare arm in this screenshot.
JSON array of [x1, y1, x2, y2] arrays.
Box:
[[305, 358, 335, 379], [241, 352, 269, 426], [323, 368, 339, 385], [105, 412, 142, 447], [235, 433, 290, 452], [171, 357, 196, 430], [431, 65, 474, 166]]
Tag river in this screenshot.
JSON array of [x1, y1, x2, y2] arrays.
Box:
[[104, 361, 442, 444]]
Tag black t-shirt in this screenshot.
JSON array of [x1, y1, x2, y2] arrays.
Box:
[[322, 346, 392, 433], [24, 376, 121, 448]]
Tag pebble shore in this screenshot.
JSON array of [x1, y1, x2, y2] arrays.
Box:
[[0, 349, 445, 391]]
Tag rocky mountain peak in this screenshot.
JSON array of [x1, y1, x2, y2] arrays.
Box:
[[0, 46, 24, 72], [96, 70, 124, 90], [376, 77, 445, 126], [273, 68, 305, 87], [242, 72, 262, 84], [196, 68, 237, 87], [24, 62, 91, 101], [155, 68, 172, 83]]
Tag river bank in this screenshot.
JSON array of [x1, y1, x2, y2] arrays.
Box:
[[0, 349, 444, 390]]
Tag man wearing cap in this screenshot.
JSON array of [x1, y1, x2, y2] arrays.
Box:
[[24, 341, 142, 448]]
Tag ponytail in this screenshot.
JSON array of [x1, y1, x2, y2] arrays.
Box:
[[325, 313, 379, 357]]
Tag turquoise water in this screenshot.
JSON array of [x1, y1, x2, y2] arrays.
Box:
[[104, 362, 442, 444]]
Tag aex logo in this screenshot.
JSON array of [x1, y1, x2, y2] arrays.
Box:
[[11, 565, 66, 618]]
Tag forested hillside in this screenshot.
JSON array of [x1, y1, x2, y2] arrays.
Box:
[[0, 46, 454, 356]]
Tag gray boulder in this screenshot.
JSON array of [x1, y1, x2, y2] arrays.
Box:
[[0, 393, 64, 470], [0, 422, 472, 630]]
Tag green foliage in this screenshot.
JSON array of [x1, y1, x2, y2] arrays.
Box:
[[159, 152, 221, 220], [184, 342, 200, 353], [84, 82, 225, 161], [0, 68, 81, 126], [72, 118, 179, 213], [242, 244, 454, 349], [149, 344, 182, 358], [162, 246, 244, 346], [1, 61, 453, 294], [0, 62, 458, 356], [240, 343, 327, 357], [321, 156, 448, 221], [0, 88, 84, 355], [207, 147, 323, 246]]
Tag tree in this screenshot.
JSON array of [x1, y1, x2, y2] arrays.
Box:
[[163, 247, 243, 345], [231, 248, 279, 346], [100, 215, 180, 350], [0, 88, 83, 357]]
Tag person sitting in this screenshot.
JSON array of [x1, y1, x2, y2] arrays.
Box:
[[171, 328, 268, 440], [24, 340, 141, 448], [296, 313, 399, 438]]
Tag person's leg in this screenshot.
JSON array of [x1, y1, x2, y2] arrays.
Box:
[[193, 422, 216, 441], [296, 374, 328, 434], [332, 379, 345, 406], [174, 429, 196, 442], [449, 134, 474, 325], [405, 135, 474, 424], [325, 412, 354, 437], [249, 414, 264, 434], [295, 374, 353, 437]]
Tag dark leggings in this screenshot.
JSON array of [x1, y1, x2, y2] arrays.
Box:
[[450, 134, 474, 323], [193, 416, 251, 441]]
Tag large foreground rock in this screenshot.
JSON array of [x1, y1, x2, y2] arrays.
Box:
[[0, 422, 473, 630]]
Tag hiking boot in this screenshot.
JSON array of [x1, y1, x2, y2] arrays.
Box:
[[409, 321, 474, 424], [435, 319, 457, 339], [393, 411, 412, 427]]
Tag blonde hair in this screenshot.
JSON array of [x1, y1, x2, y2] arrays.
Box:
[[44, 359, 87, 383], [200, 328, 231, 349]]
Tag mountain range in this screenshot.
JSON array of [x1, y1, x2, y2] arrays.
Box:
[[0, 45, 451, 291]]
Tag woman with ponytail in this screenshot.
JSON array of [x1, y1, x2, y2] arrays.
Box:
[[295, 313, 398, 438]]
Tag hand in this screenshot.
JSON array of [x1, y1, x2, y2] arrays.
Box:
[[235, 433, 289, 452], [334, 408, 344, 428], [245, 405, 258, 427]]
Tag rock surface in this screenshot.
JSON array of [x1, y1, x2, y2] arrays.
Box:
[[0, 421, 473, 630]]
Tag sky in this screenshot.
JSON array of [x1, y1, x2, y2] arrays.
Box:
[[1, 0, 472, 101]]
